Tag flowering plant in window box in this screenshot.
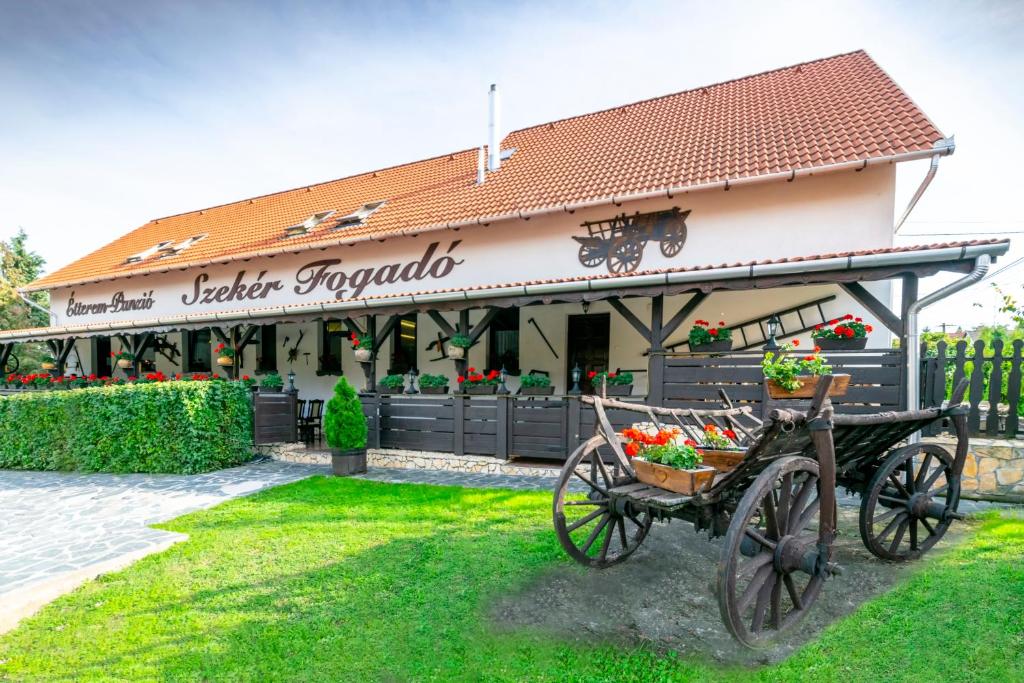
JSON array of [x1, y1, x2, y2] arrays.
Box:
[[350, 333, 374, 362], [379, 374, 406, 393], [688, 319, 733, 352], [418, 373, 449, 394], [110, 349, 135, 369], [259, 372, 285, 391], [812, 314, 873, 350], [588, 370, 633, 396], [762, 341, 849, 398], [699, 423, 745, 472], [457, 367, 499, 394], [520, 372, 554, 395], [213, 343, 235, 366], [620, 423, 714, 495], [447, 334, 472, 360], [40, 354, 57, 371]]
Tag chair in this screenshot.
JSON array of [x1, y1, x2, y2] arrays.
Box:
[[295, 399, 308, 441], [300, 399, 324, 444]]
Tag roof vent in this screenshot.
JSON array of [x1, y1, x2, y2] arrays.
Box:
[[334, 201, 386, 229], [126, 241, 174, 264], [158, 234, 208, 258], [283, 210, 336, 238]]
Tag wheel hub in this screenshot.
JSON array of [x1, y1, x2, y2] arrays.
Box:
[[907, 492, 932, 519], [773, 534, 813, 574]]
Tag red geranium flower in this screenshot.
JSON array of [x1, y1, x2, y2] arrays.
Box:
[[792, 339, 800, 347], [587, 370, 596, 379], [718, 320, 725, 326], [457, 375, 466, 383], [709, 328, 718, 336], [624, 442, 640, 457]]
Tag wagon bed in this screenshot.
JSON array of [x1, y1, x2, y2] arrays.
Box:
[[553, 376, 970, 647]]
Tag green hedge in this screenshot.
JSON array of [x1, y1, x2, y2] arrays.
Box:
[[0, 381, 253, 473]]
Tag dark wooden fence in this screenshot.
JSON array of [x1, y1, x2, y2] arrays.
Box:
[[920, 339, 1023, 438], [253, 390, 298, 444]]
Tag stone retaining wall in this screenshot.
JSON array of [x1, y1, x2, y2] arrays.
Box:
[[925, 436, 1024, 503]]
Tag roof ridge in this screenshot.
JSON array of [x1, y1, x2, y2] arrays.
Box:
[[508, 49, 869, 136], [147, 145, 481, 224]]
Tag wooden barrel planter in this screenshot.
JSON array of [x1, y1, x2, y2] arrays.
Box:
[[766, 373, 850, 399], [814, 337, 868, 350], [331, 447, 367, 476]]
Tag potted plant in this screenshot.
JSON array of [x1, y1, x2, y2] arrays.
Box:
[[259, 371, 285, 392], [379, 374, 406, 393], [457, 367, 499, 395], [324, 376, 368, 476], [762, 341, 849, 398], [110, 349, 135, 369], [40, 354, 57, 371], [350, 332, 373, 362], [621, 424, 715, 495], [689, 319, 733, 352], [447, 333, 472, 360], [588, 370, 633, 396], [520, 372, 554, 395], [698, 423, 744, 472], [214, 342, 235, 366], [418, 373, 449, 394], [812, 314, 873, 350]]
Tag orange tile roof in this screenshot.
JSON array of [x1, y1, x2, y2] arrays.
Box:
[[29, 49, 944, 292]]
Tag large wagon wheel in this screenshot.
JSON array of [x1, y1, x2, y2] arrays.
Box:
[[658, 220, 687, 258], [578, 243, 607, 268], [718, 456, 831, 648], [553, 434, 652, 568], [606, 236, 643, 274], [859, 443, 961, 562]]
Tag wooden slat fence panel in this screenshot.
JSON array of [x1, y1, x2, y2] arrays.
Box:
[[253, 390, 297, 444], [510, 398, 566, 460]]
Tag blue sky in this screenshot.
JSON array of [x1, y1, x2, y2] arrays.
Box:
[[1, 0, 1021, 328]]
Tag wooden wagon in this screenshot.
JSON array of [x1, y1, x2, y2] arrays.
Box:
[[552, 376, 970, 647], [573, 208, 689, 274]]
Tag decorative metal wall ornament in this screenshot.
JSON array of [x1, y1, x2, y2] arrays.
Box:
[[573, 207, 690, 274]]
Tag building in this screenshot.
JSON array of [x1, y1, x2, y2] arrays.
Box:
[[2, 50, 1008, 459]]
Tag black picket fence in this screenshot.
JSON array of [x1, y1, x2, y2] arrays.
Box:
[[920, 339, 1023, 438]]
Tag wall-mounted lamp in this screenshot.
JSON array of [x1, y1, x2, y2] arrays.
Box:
[[764, 314, 781, 351], [568, 363, 582, 395]]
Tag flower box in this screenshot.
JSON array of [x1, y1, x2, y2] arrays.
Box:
[[447, 346, 466, 360], [602, 384, 632, 396], [354, 348, 373, 363], [766, 373, 850, 399], [521, 385, 555, 396], [814, 337, 867, 351], [690, 339, 733, 353], [464, 384, 497, 395], [632, 458, 715, 495], [700, 449, 745, 473], [378, 387, 404, 395], [420, 385, 448, 395]]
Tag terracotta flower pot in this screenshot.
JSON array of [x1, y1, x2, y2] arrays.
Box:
[[813, 336, 868, 351], [40, 362, 56, 371], [331, 448, 367, 476], [690, 339, 733, 353], [216, 356, 234, 367], [116, 359, 133, 369], [464, 384, 497, 395], [765, 373, 850, 399], [354, 348, 373, 362], [447, 346, 466, 360], [632, 458, 715, 495], [419, 385, 448, 394], [521, 385, 555, 395]]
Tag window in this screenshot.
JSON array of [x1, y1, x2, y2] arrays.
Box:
[[390, 314, 417, 374], [488, 308, 520, 375], [334, 201, 386, 229], [318, 320, 345, 374], [284, 210, 336, 238], [256, 325, 277, 373], [90, 337, 112, 376], [183, 329, 212, 372], [135, 334, 157, 372]]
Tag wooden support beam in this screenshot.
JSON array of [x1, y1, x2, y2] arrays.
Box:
[[372, 315, 400, 354], [661, 292, 708, 344], [650, 296, 664, 352], [210, 327, 229, 345], [344, 317, 366, 336], [0, 343, 13, 373], [839, 282, 903, 337], [427, 311, 457, 338], [56, 338, 76, 365], [467, 307, 501, 344], [607, 298, 651, 342], [364, 316, 377, 393], [236, 324, 260, 352]]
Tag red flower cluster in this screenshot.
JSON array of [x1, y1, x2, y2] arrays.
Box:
[[587, 370, 618, 380], [456, 367, 500, 384], [813, 313, 873, 340], [621, 426, 689, 457]]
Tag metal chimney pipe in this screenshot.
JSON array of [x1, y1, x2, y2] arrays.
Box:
[[488, 84, 501, 172], [476, 146, 486, 185]]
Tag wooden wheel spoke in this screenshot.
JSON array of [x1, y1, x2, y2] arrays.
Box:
[[777, 473, 793, 536], [750, 572, 775, 633], [597, 517, 615, 562], [887, 473, 911, 499], [793, 498, 820, 535], [873, 506, 900, 524], [904, 461, 915, 494], [580, 514, 610, 554], [889, 518, 909, 554], [617, 516, 629, 549], [787, 476, 817, 532], [909, 519, 919, 550], [763, 490, 780, 539], [592, 454, 614, 489], [922, 466, 948, 492], [769, 575, 783, 630], [736, 553, 772, 583], [930, 484, 949, 497], [783, 573, 803, 610], [573, 470, 609, 497], [565, 499, 607, 506], [876, 511, 906, 541], [878, 494, 906, 505], [920, 518, 937, 536], [914, 453, 933, 490], [566, 507, 606, 533], [744, 527, 777, 550], [737, 561, 774, 613]]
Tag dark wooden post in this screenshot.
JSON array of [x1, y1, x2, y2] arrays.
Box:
[[898, 274, 918, 410], [453, 393, 466, 455], [0, 343, 13, 375], [648, 295, 665, 406], [986, 339, 1004, 436], [967, 339, 985, 434], [1005, 340, 1022, 438], [496, 395, 510, 460], [365, 316, 378, 393], [566, 395, 582, 454]]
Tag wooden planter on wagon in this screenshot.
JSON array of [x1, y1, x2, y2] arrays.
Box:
[[552, 376, 972, 648]]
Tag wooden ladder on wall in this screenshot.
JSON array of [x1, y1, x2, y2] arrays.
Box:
[[665, 294, 837, 351]]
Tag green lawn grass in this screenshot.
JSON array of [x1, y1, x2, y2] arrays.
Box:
[[0, 477, 1021, 682]]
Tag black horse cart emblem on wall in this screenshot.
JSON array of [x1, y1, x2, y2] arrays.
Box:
[[572, 208, 690, 274]]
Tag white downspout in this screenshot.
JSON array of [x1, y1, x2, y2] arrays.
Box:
[[905, 254, 991, 442], [894, 137, 954, 233]]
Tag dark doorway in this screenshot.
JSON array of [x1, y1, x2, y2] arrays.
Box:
[[566, 313, 610, 394]]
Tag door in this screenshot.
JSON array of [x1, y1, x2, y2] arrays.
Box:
[[566, 313, 610, 394]]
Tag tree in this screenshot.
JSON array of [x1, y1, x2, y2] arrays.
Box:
[[994, 283, 1024, 329], [0, 229, 49, 369], [323, 376, 368, 451]]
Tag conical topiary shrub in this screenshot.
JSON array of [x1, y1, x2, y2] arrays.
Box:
[[323, 376, 368, 475]]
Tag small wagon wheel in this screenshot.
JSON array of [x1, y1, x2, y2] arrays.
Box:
[[553, 434, 652, 568], [718, 456, 831, 648], [578, 243, 607, 268], [858, 443, 961, 562], [606, 236, 643, 274], [658, 218, 687, 258]]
